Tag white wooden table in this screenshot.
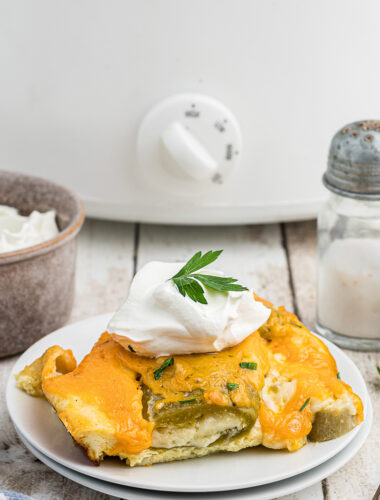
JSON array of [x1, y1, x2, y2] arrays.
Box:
[[0, 219, 378, 499]]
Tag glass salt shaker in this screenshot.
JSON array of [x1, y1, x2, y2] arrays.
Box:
[[316, 120, 380, 351]]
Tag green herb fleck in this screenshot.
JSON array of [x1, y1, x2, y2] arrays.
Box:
[[128, 345, 136, 353], [337, 372, 341, 379], [239, 362, 257, 370], [153, 356, 174, 380], [377, 366, 380, 376], [179, 398, 196, 404], [227, 383, 239, 391], [290, 321, 302, 328], [299, 398, 310, 412], [171, 250, 248, 304]]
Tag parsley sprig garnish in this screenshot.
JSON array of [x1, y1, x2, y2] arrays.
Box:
[[171, 250, 247, 304]]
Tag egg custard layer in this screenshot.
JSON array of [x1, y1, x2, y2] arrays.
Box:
[[15, 299, 363, 467]]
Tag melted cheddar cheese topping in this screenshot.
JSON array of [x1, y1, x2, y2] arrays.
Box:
[[112, 330, 270, 409], [43, 337, 154, 455]]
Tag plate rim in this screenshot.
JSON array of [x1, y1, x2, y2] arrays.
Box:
[[15, 401, 373, 500], [6, 312, 371, 493]]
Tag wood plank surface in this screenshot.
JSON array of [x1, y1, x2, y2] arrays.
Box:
[[1, 218, 377, 499], [71, 219, 135, 322]]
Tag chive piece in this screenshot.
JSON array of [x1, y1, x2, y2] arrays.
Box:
[[290, 321, 302, 328], [377, 366, 380, 376], [337, 372, 341, 379], [179, 398, 196, 404], [227, 383, 239, 391], [128, 345, 136, 353], [299, 397, 310, 412], [153, 356, 174, 380], [239, 362, 257, 370]]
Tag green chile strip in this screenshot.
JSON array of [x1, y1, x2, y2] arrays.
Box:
[[179, 398, 197, 404], [153, 356, 174, 380], [239, 362, 257, 370]]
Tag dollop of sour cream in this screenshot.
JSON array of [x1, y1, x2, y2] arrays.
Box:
[[0, 205, 59, 254], [107, 261, 271, 357]]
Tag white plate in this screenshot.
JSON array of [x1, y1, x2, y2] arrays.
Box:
[[16, 407, 372, 500], [6, 313, 370, 493]]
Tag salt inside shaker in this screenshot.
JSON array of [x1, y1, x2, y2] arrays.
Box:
[[316, 120, 380, 351]]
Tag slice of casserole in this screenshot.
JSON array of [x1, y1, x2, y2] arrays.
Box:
[[15, 298, 364, 466], [16, 331, 268, 466]]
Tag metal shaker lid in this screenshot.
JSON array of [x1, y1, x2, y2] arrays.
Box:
[[323, 120, 380, 199]]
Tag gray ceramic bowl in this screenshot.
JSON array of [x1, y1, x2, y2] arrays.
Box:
[[0, 171, 85, 357]]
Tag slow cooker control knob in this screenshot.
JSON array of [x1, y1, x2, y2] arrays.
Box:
[[137, 93, 242, 195], [161, 121, 218, 181]]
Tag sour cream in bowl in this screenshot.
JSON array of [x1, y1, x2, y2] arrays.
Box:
[[0, 205, 59, 253], [0, 171, 84, 356]]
